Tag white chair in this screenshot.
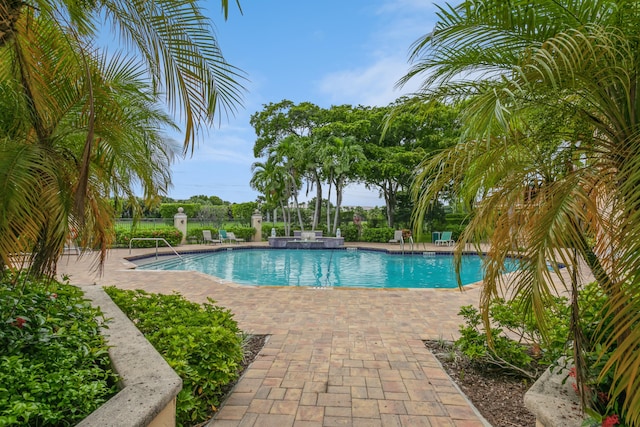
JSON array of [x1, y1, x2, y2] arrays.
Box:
[[226, 232, 245, 244], [202, 230, 221, 245], [389, 230, 404, 244]]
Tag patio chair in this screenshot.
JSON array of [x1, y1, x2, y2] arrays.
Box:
[[219, 229, 230, 243], [389, 230, 404, 244], [226, 232, 245, 244], [202, 230, 221, 245], [435, 231, 455, 246]]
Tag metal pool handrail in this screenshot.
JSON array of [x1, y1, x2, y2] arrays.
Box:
[[129, 238, 183, 260], [400, 235, 414, 254]]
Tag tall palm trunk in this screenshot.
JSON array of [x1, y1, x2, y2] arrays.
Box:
[[291, 192, 304, 231], [312, 172, 322, 230], [326, 173, 333, 233], [332, 177, 344, 235], [280, 201, 289, 236]]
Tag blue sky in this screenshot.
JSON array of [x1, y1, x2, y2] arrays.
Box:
[[167, 0, 444, 207]]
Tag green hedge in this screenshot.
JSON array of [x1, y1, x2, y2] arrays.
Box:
[[114, 226, 182, 248], [184, 226, 204, 243], [260, 226, 394, 243], [225, 226, 255, 242], [104, 288, 243, 427], [0, 275, 118, 426], [361, 227, 395, 243], [341, 224, 360, 242], [261, 225, 285, 239], [445, 212, 470, 224]]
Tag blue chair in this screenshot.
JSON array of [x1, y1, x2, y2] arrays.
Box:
[[219, 229, 231, 243], [435, 231, 454, 246]]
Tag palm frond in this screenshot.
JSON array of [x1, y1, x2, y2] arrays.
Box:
[[102, 0, 246, 153]]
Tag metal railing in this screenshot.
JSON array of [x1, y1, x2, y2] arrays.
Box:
[[128, 238, 183, 261], [400, 236, 414, 254]]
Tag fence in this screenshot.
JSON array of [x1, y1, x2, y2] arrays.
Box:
[[114, 218, 173, 231], [115, 218, 226, 233]]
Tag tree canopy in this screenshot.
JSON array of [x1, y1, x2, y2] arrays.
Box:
[[249, 99, 458, 232]]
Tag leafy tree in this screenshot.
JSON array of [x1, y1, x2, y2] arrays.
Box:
[[360, 99, 459, 227], [0, 42, 177, 274], [270, 136, 306, 230], [316, 106, 368, 234], [208, 195, 225, 206], [251, 100, 325, 229], [320, 135, 364, 234], [230, 202, 257, 226], [403, 0, 640, 423], [184, 194, 226, 207]]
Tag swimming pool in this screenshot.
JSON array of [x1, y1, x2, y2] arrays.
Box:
[[135, 248, 519, 289]]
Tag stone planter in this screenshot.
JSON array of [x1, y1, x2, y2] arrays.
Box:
[[78, 286, 182, 427], [524, 359, 584, 427]]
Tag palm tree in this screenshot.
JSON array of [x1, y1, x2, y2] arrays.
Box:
[[400, 0, 640, 424], [0, 0, 244, 276], [0, 38, 177, 274], [250, 158, 288, 233], [250, 101, 325, 230], [321, 136, 364, 235], [271, 137, 305, 231]]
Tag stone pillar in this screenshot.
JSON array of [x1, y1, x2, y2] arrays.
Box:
[[251, 210, 263, 242], [173, 207, 187, 245]]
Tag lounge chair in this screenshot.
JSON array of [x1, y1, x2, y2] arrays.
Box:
[[435, 231, 454, 246], [219, 229, 230, 243], [202, 230, 221, 245], [226, 232, 245, 243], [389, 230, 404, 244], [219, 229, 244, 244]]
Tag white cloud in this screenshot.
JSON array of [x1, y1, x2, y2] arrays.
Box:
[[318, 57, 420, 107], [317, 0, 442, 107]]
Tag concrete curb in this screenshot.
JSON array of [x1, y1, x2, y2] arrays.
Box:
[[77, 285, 182, 427]]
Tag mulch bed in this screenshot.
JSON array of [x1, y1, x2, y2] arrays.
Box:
[[424, 339, 538, 427], [221, 334, 268, 397]]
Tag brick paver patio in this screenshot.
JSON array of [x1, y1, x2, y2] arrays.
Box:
[[56, 242, 551, 427]]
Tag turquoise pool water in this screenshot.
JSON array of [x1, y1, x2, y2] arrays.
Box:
[[136, 249, 519, 289]]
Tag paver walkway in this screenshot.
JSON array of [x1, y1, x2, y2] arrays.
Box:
[[56, 243, 524, 427]]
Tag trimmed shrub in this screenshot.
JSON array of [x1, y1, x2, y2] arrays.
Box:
[[226, 226, 255, 242], [0, 274, 118, 426], [341, 224, 360, 242], [361, 227, 395, 243], [114, 226, 182, 248], [103, 288, 243, 427]]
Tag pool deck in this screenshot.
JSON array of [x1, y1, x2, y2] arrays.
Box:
[[56, 241, 591, 427]]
